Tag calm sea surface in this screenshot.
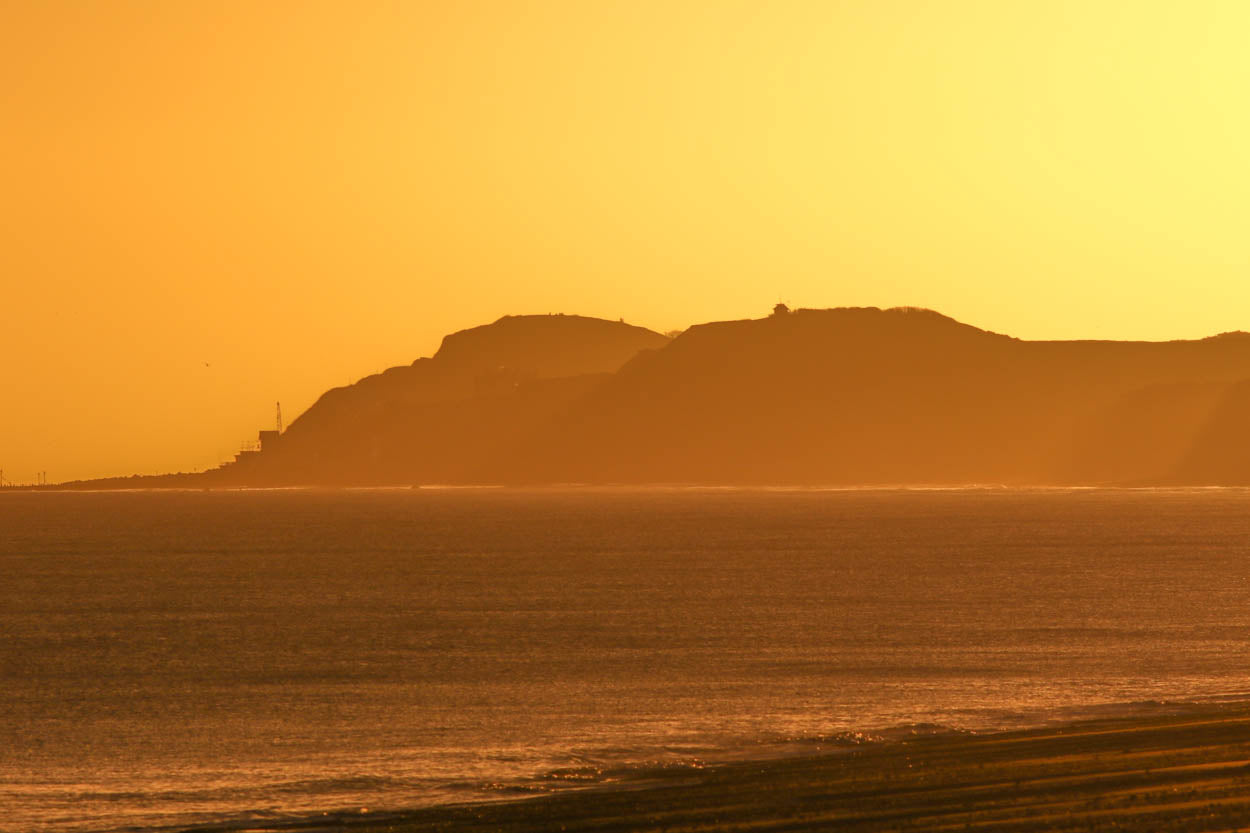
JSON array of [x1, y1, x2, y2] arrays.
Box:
[[3, 488, 1250, 832]]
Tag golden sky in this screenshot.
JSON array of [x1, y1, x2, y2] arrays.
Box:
[[4, 0, 1250, 483]]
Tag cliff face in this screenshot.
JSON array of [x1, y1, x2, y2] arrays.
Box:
[[221, 315, 670, 486], [209, 308, 1250, 487]]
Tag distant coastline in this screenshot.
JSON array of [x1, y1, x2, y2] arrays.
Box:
[[38, 307, 1250, 490]]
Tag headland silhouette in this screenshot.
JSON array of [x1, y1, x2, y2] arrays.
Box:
[[40, 307, 1250, 489]]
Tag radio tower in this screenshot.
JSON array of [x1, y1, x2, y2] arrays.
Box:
[[276, 401, 283, 434]]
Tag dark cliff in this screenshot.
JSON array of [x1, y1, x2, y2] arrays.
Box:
[[104, 308, 1250, 488], [224, 314, 670, 486]]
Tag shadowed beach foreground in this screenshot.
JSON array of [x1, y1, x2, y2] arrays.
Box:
[[220, 703, 1250, 833]]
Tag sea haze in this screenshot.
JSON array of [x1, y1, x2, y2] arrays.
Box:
[[2, 488, 1249, 832]]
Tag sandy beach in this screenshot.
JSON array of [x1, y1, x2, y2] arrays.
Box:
[[216, 701, 1250, 833]]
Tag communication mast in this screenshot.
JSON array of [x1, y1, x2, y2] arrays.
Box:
[[276, 401, 283, 434]]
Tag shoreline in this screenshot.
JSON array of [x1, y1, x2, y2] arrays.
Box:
[[185, 700, 1250, 833], [15, 483, 1250, 494]]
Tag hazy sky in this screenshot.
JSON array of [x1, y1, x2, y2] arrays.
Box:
[[5, 1, 1250, 482]]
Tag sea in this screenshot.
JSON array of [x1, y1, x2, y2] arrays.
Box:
[[3, 487, 1250, 832]]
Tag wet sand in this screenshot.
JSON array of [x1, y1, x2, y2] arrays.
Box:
[[210, 702, 1250, 833]]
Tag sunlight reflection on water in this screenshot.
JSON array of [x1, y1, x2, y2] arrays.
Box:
[[3, 488, 1250, 832]]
